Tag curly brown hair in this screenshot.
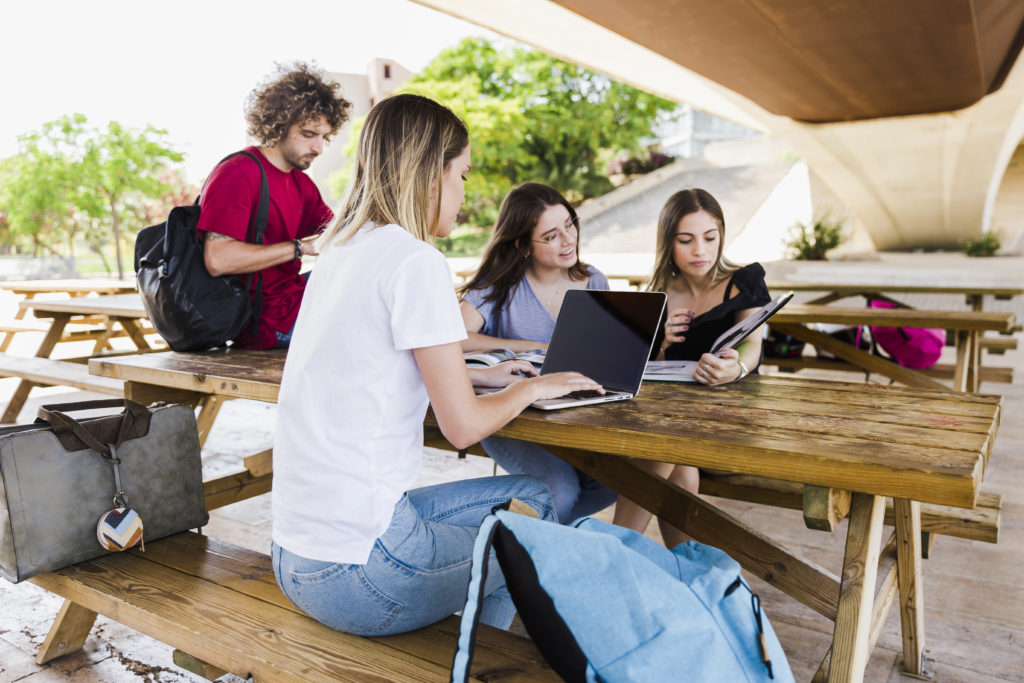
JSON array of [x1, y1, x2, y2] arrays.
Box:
[[245, 63, 352, 146]]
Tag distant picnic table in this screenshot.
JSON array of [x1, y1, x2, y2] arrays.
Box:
[[0, 279, 136, 352], [0, 293, 157, 424]]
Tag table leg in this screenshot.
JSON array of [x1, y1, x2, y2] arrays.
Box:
[[1, 314, 71, 423], [35, 599, 97, 664], [771, 322, 947, 390], [952, 330, 975, 393], [195, 395, 225, 447], [112, 317, 153, 352], [0, 293, 32, 352], [828, 492, 885, 682], [894, 498, 930, 678]]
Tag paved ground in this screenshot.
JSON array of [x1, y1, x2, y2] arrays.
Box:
[[0, 251, 1021, 681]]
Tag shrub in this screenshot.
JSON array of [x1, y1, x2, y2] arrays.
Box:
[[785, 217, 845, 260], [608, 151, 673, 176], [961, 231, 1001, 257]]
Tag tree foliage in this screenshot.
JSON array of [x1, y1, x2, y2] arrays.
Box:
[[0, 114, 185, 277], [330, 38, 676, 229]]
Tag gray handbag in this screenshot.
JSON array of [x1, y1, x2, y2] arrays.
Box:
[[0, 399, 208, 583]]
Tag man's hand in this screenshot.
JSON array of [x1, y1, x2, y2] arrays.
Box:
[[203, 232, 306, 276]]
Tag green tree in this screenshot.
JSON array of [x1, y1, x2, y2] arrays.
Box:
[[0, 114, 91, 259], [408, 38, 675, 224], [327, 38, 676, 231], [0, 114, 184, 277]]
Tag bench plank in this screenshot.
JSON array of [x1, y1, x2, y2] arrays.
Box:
[[0, 354, 124, 395], [31, 533, 557, 682], [146, 533, 556, 681]]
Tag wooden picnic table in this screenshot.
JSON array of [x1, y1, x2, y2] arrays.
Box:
[[767, 303, 1016, 393], [87, 348, 1002, 681], [0, 294, 156, 424], [0, 279, 136, 352]]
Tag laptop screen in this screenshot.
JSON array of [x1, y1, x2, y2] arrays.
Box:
[[541, 290, 667, 393]]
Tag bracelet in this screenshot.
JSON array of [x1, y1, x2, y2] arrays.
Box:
[[292, 239, 303, 261], [736, 359, 750, 381]]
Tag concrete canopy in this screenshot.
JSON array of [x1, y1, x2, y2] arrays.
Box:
[[413, 0, 1024, 249]]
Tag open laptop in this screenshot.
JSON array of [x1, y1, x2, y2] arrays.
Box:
[[528, 290, 666, 410]]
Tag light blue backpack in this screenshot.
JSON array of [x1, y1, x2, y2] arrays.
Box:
[[452, 510, 793, 683]]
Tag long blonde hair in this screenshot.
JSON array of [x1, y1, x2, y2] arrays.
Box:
[[319, 93, 468, 248], [648, 188, 739, 293]]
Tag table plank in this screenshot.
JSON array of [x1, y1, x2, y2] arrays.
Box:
[[773, 304, 1015, 332], [20, 293, 147, 318], [0, 279, 135, 295], [764, 282, 1023, 298]]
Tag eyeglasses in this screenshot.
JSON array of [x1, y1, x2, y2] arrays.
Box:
[[531, 216, 579, 245]]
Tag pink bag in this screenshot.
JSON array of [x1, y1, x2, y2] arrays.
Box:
[[868, 300, 945, 369]]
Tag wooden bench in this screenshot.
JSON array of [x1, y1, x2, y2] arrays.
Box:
[[30, 531, 556, 682], [0, 352, 124, 401], [979, 336, 1018, 354]]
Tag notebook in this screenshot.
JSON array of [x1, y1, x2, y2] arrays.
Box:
[[642, 291, 794, 382], [530, 290, 667, 410]]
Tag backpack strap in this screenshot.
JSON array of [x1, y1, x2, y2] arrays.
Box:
[[199, 151, 269, 337], [450, 513, 503, 683], [233, 151, 269, 337]]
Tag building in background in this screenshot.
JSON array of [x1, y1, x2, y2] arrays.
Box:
[[650, 105, 760, 159], [304, 58, 412, 202]]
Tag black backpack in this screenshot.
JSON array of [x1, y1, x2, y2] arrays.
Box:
[[135, 151, 267, 352]]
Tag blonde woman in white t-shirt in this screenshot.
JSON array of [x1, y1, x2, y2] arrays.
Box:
[[270, 93, 602, 636]]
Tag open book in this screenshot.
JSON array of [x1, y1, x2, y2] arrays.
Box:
[[643, 291, 793, 382], [464, 348, 547, 368]]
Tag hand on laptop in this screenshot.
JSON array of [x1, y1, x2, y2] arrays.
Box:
[[469, 360, 539, 388], [529, 372, 604, 400]]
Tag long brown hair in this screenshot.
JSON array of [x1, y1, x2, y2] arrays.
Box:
[[458, 183, 591, 310], [648, 188, 739, 293], [319, 93, 468, 247]]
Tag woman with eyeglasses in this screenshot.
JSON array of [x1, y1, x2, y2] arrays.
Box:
[[457, 182, 617, 524]]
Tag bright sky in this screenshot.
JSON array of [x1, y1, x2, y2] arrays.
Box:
[[0, 0, 496, 183]]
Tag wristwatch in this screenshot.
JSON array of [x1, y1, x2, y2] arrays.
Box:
[[736, 359, 750, 381], [292, 239, 303, 261]]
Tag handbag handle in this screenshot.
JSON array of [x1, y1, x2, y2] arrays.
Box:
[[37, 399, 152, 457]]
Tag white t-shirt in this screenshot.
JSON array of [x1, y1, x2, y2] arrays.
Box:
[[271, 223, 467, 564]]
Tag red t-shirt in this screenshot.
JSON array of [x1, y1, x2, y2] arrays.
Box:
[[196, 147, 333, 349]]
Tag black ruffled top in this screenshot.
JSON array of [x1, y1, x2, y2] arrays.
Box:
[[652, 262, 771, 361]]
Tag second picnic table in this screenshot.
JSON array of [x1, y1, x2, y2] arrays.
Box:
[[0, 293, 156, 424], [85, 347, 1002, 682]]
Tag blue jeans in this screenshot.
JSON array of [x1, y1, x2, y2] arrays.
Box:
[[272, 475, 556, 636], [481, 436, 617, 524]]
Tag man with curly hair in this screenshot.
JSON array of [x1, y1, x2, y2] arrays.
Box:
[[196, 63, 352, 348]]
